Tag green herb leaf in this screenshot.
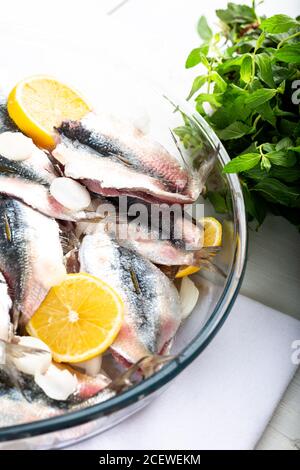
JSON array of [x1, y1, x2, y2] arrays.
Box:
[[216, 3, 255, 24], [240, 54, 253, 83], [275, 44, 300, 64], [255, 32, 266, 52], [253, 178, 300, 206], [206, 191, 228, 213], [209, 71, 228, 92], [195, 93, 223, 108], [267, 150, 296, 167], [218, 121, 253, 141], [197, 15, 213, 41], [260, 14, 299, 34], [223, 153, 261, 172], [245, 88, 277, 108], [186, 75, 207, 100], [241, 181, 267, 226], [270, 166, 300, 183], [257, 101, 276, 126], [276, 137, 293, 151], [255, 53, 275, 88], [185, 45, 209, 68], [261, 155, 271, 171]]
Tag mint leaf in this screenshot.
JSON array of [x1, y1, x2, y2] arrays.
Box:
[[185, 45, 209, 68], [207, 191, 228, 213], [197, 16, 213, 41], [261, 155, 271, 171], [253, 178, 300, 206], [186, 75, 207, 100], [255, 32, 266, 51], [241, 182, 257, 219], [267, 150, 296, 167], [240, 54, 253, 84], [216, 3, 255, 24], [195, 93, 223, 109], [275, 44, 300, 64], [209, 71, 227, 92], [218, 55, 244, 74], [218, 122, 252, 141], [223, 153, 260, 173], [270, 167, 300, 183], [245, 88, 277, 108], [255, 53, 275, 88], [276, 137, 293, 151], [260, 14, 299, 34], [257, 101, 276, 126]]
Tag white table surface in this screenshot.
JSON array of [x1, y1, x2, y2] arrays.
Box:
[[1, 0, 299, 449]]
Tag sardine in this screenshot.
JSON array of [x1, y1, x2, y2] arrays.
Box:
[[79, 226, 182, 364], [0, 365, 112, 427], [53, 112, 201, 204], [0, 95, 17, 133], [82, 197, 218, 267], [0, 197, 66, 327], [0, 145, 92, 221], [98, 197, 209, 266]]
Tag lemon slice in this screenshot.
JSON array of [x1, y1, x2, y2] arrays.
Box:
[[176, 217, 222, 278], [7, 75, 90, 149], [27, 273, 123, 363]]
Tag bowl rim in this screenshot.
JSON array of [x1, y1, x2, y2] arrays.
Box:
[[0, 105, 247, 443]]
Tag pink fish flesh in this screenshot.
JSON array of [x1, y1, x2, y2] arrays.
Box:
[[53, 112, 201, 204]]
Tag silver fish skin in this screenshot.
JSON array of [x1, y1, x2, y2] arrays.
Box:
[[0, 366, 112, 428], [79, 226, 182, 364], [0, 197, 66, 326], [92, 196, 204, 266], [53, 112, 201, 204], [0, 95, 17, 133], [0, 147, 91, 221]]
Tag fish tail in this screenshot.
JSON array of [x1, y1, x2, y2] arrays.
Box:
[[192, 246, 226, 277], [12, 306, 21, 333]]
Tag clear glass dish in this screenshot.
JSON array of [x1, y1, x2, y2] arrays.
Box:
[[0, 25, 247, 449]]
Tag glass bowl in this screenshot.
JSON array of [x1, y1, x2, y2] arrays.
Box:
[[0, 26, 247, 449]]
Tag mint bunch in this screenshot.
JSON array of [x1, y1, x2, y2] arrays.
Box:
[[184, 2, 300, 228]]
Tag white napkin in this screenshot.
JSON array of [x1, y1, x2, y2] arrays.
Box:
[[68, 295, 300, 450]]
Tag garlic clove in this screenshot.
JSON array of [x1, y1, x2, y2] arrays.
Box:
[[12, 336, 52, 375], [72, 355, 102, 377], [35, 363, 78, 401], [179, 276, 199, 320], [0, 132, 37, 161], [0, 277, 12, 341], [50, 177, 91, 211]]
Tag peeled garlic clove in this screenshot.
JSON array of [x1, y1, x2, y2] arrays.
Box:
[[179, 276, 199, 320], [0, 131, 36, 161], [72, 355, 102, 377], [35, 363, 77, 401], [0, 276, 12, 341], [12, 336, 52, 375], [50, 177, 91, 211]]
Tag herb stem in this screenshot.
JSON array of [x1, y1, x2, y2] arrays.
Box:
[[277, 31, 300, 49]]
